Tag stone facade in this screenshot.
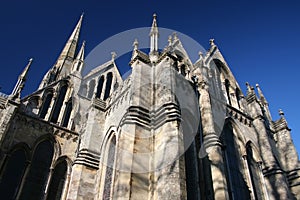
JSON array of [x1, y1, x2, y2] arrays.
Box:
[[0, 14, 299, 200]]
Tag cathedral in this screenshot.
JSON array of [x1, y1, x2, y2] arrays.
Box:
[[0, 14, 299, 200]]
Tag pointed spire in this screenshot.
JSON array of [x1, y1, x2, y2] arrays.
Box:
[[173, 32, 178, 41], [150, 13, 159, 53], [76, 40, 85, 61], [150, 13, 158, 34], [111, 52, 117, 61], [198, 51, 204, 59], [246, 82, 255, 96], [256, 84, 268, 104], [133, 39, 139, 51], [72, 41, 85, 74], [168, 35, 172, 46], [279, 109, 285, 117], [57, 14, 83, 65], [209, 38, 215, 47], [20, 58, 33, 79], [11, 58, 33, 99], [278, 109, 287, 123]]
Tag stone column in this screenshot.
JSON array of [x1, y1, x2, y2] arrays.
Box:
[[246, 89, 292, 200], [197, 79, 229, 199], [61, 173, 71, 200], [274, 111, 300, 199], [242, 155, 256, 200], [258, 162, 271, 200], [252, 116, 291, 199]]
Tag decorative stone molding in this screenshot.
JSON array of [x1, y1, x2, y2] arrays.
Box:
[[73, 148, 100, 169], [273, 117, 290, 132], [0, 95, 8, 109], [129, 50, 151, 65], [15, 113, 78, 141], [226, 105, 253, 127], [120, 102, 181, 130], [93, 98, 106, 111]]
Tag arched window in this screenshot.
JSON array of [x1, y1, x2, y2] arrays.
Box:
[[46, 160, 68, 200], [96, 76, 104, 99], [103, 135, 116, 200], [224, 79, 231, 105], [40, 92, 53, 119], [19, 140, 54, 200], [62, 98, 72, 128], [221, 124, 250, 199], [235, 88, 241, 108], [246, 144, 264, 200], [87, 80, 95, 99], [79, 83, 87, 97], [104, 73, 113, 100], [50, 85, 68, 123], [0, 149, 27, 199]]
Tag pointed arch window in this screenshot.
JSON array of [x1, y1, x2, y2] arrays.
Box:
[[221, 124, 250, 199], [104, 72, 113, 100], [0, 149, 27, 200], [96, 76, 104, 99], [50, 85, 68, 123], [235, 88, 241, 108], [46, 160, 68, 200], [62, 98, 72, 128], [40, 92, 53, 119], [103, 135, 116, 200], [246, 144, 264, 200], [48, 71, 57, 84], [87, 80, 95, 99], [79, 83, 87, 97], [19, 140, 54, 200], [224, 79, 232, 105]]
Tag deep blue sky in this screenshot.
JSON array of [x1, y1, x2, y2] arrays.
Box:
[[0, 1, 299, 154]]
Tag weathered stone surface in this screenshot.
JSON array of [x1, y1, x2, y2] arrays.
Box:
[[0, 14, 299, 200]]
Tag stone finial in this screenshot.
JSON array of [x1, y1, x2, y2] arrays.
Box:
[[198, 51, 203, 59], [256, 83, 267, 104], [173, 32, 178, 41], [133, 39, 139, 51], [246, 82, 256, 97], [279, 109, 284, 117], [193, 74, 208, 90], [153, 13, 157, 19], [209, 38, 215, 46], [150, 14, 158, 53], [111, 52, 117, 61], [246, 82, 251, 90], [11, 58, 33, 100], [168, 35, 172, 46]]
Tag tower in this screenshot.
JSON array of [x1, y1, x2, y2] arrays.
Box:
[[0, 14, 299, 200]]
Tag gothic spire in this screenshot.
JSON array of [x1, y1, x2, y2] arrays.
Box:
[[11, 58, 33, 99], [53, 13, 83, 77], [76, 40, 85, 61], [256, 84, 268, 105], [246, 82, 254, 96], [72, 41, 85, 74], [150, 13, 159, 53], [59, 14, 83, 62]]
